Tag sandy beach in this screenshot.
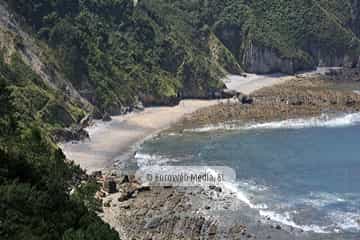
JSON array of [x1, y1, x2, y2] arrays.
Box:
[[61, 70, 332, 173], [60, 99, 222, 173], [61, 67, 360, 240]]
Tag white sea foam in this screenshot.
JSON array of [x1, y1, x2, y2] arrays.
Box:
[[259, 210, 330, 233], [185, 113, 360, 132], [135, 152, 178, 167], [328, 211, 360, 232], [134, 152, 360, 234], [221, 181, 256, 208], [300, 192, 346, 208], [167, 132, 183, 137]]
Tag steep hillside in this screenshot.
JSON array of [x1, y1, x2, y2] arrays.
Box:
[[3, 0, 359, 114], [0, 2, 119, 239], [208, 0, 360, 74], [0, 49, 119, 240], [3, 0, 237, 114], [0, 1, 359, 239]]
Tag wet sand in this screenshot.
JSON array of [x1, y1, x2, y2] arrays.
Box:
[[60, 100, 222, 173], [60, 69, 333, 173]]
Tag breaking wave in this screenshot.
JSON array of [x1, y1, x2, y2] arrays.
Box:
[[185, 113, 360, 132], [259, 210, 330, 233], [135, 152, 179, 168]]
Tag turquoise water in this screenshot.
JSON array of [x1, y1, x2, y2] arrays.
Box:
[[136, 119, 360, 236]]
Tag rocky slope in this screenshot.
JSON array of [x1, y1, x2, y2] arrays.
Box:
[[211, 0, 360, 74], [0, 3, 92, 112], [3, 0, 360, 115], [177, 71, 360, 129], [1, 1, 360, 239]]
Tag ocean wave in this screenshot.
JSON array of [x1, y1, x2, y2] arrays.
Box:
[[185, 113, 360, 132], [221, 181, 329, 233], [299, 192, 346, 208], [134, 152, 360, 234], [222, 184, 359, 233], [259, 210, 330, 233], [328, 211, 360, 232], [135, 152, 179, 167], [221, 181, 256, 208]]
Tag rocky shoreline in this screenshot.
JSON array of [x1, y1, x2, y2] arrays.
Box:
[[175, 68, 360, 131], [96, 172, 315, 240], [95, 68, 360, 240]]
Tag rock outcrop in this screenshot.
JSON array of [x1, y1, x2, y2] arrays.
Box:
[[242, 41, 315, 74], [0, 3, 93, 113]]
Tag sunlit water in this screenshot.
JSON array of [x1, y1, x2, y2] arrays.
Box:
[[134, 114, 360, 237]]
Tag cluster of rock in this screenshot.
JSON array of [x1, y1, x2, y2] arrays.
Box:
[[97, 173, 221, 239], [177, 70, 360, 129], [96, 171, 306, 240], [52, 126, 89, 143]]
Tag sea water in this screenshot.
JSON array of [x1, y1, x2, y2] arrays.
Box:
[[135, 113, 360, 238]]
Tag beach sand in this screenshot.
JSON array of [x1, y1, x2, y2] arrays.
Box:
[[60, 99, 222, 173], [61, 69, 333, 173]]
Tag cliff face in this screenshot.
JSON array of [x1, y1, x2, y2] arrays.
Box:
[[0, 3, 93, 113], [210, 0, 360, 74], [242, 41, 314, 74], [2, 0, 360, 114]]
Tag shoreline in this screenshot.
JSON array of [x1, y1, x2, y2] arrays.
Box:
[[177, 71, 360, 130], [60, 71, 306, 173], [62, 67, 360, 240], [60, 99, 224, 173], [60, 67, 343, 174]]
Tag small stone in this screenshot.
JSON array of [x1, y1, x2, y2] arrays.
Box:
[[215, 187, 222, 193], [119, 175, 130, 184], [145, 217, 162, 229], [208, 225, 217, 235], [205, 206, 211, 210], [102, 112, 111, 121], [103, 200, 111, 207], [209, 185, 216, 190], [118, 193, 130, 202], [131, 190, 139, 198], [138, 186, 151, 192], [275, 225, 282, 230]]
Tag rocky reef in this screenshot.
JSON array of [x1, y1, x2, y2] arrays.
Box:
[[177, 68, 360, 129], [98, 173, 311, 240]]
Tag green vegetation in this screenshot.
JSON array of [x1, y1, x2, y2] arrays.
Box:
[[0, 1, 359, 239], [0, 54, 119, 239], [5, 0, 360, 110], [5, 0, 229, 112], [206, 0, 360, 67]]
